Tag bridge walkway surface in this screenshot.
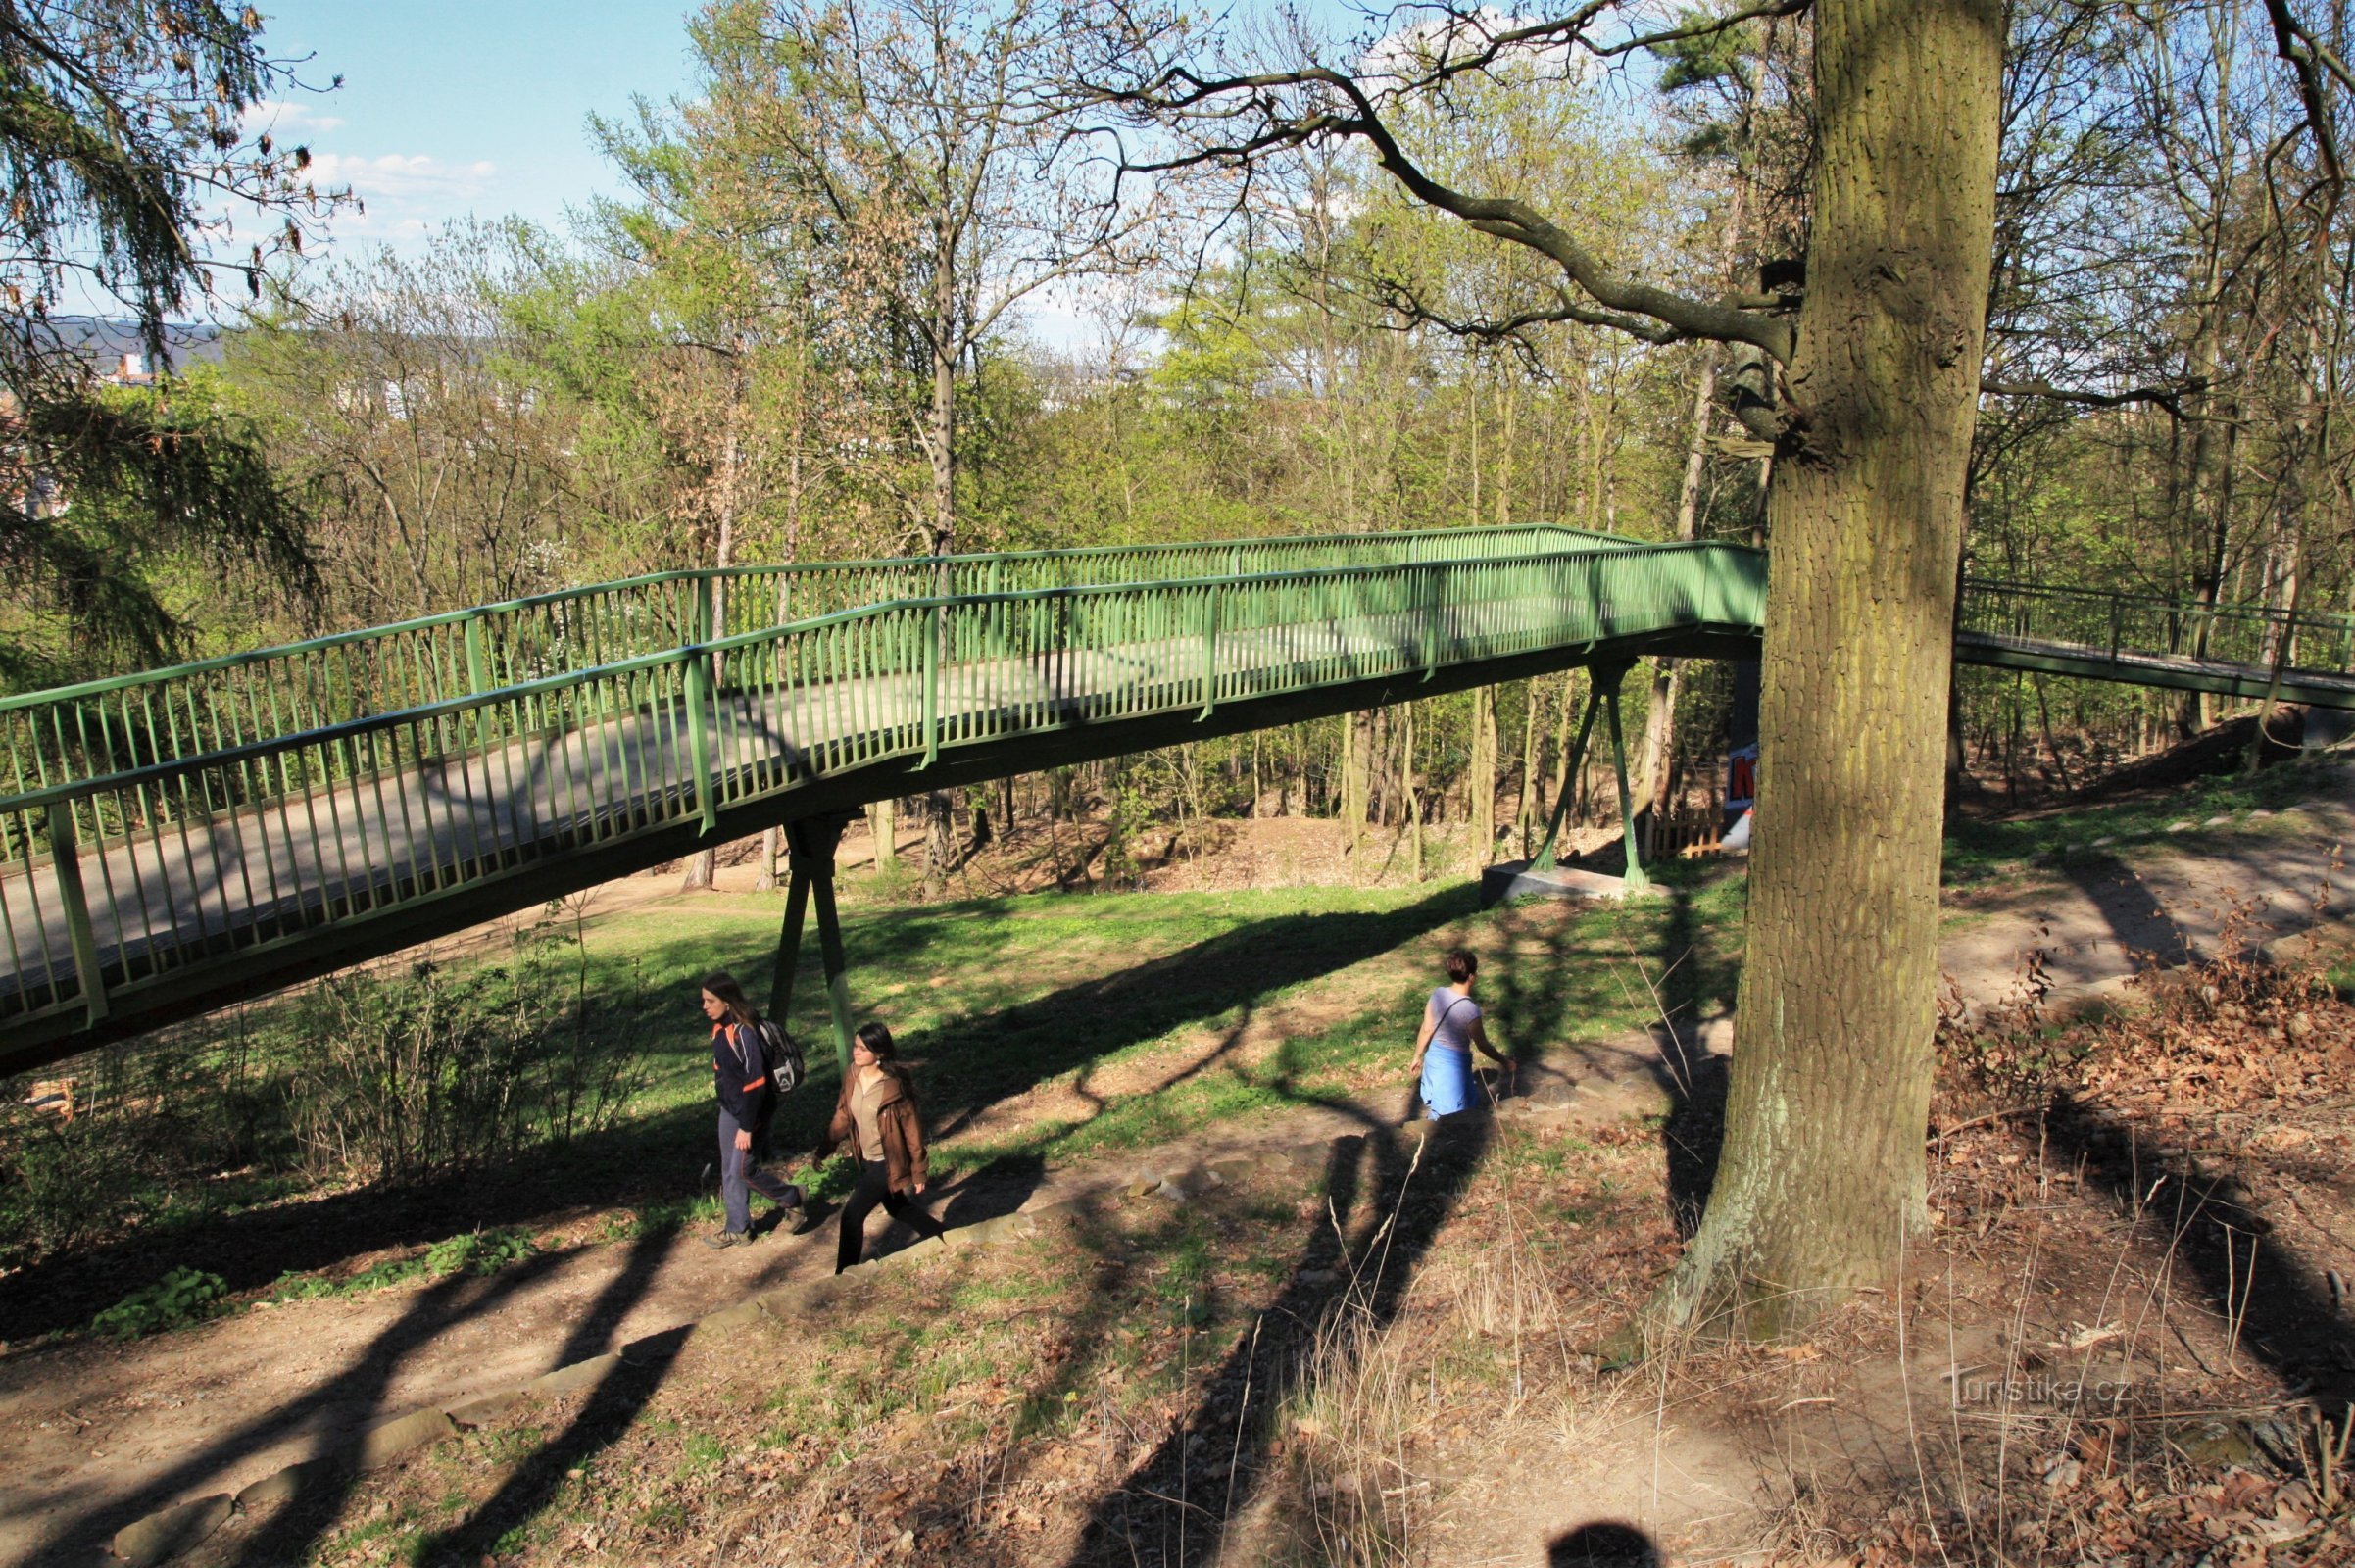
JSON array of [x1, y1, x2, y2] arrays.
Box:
[[3, 524, 2351, 1069]]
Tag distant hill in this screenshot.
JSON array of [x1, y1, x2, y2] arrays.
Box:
[[29, 316, 226, 382]]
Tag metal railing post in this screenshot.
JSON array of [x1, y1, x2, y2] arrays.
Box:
[[463, 612, 489, 696], [1199, 585, 1220, 719], [920, 605, 942, 768], [1420, 565, 1440, 680], [45, 803, 108, 1023], [685, 649, 717, 836]]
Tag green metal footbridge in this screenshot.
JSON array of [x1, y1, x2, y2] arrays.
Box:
[[4, 523, 2351, 1073]]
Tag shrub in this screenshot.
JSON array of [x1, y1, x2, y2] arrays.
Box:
[[287, 945, 644, 1183], [90, 1266, 227, 1340]]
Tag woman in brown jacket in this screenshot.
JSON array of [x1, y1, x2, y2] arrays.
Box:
[[811, 1021, 946, 1272]]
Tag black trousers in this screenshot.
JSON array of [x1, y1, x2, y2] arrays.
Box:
[[837, 1158, 944, 1272]]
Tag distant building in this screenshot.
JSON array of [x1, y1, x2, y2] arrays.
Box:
[[29, 317, 226, 387]]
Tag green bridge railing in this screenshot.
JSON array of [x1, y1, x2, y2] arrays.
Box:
[[6, 519, 2349, 1064], [0, 527, 1732, 1055], [1961, 578, 2355, 676], [0, 523, 1625, 820]]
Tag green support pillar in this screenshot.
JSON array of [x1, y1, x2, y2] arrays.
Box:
[[1531, 678, 1605, 873], [768, 811, 860, 1075], [1601, 663, 1648, 892]]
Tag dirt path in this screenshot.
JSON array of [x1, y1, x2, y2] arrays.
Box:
[[5, 764, 2348, 1567]]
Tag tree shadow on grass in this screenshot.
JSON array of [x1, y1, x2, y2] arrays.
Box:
[[35, 1225, 679, 1566], [2038, 1098, 2355, 1415], [1057, 1113, 1498, 1567], [224, 1228, 695, 1568], [0, 1097, 716, 1343], [0, 887, 1473, 1343]]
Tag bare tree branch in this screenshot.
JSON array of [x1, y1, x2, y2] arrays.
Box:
[[1979, 375, 2195, 416], [1079, 55, 1795, 363]]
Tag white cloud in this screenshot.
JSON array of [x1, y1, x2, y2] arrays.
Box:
[[307, 151, 499, 203], [242, 99, 348, 136]]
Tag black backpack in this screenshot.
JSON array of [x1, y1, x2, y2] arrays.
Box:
[[751, 1019, 807, 1097]]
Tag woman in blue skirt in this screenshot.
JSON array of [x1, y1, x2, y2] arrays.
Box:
[[1409, 948, 1514, 1118]]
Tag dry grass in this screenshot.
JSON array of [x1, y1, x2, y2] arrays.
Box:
[[180, 923, 2355, 1567]]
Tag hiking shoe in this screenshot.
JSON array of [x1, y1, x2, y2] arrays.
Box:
[[789, 1203, 825, 1237], [702, 1230, 752, 1250]]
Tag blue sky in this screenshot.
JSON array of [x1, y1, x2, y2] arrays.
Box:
[[249, 2, 703, 258]]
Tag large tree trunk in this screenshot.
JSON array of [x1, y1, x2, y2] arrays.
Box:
[[1652, 0, 2003, 1339]]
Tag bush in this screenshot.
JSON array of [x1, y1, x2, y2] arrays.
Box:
[[287, 944, 645, 1183], [90, 1266, 226, 1340]]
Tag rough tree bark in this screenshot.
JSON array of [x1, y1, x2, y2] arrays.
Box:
[[1469, 684, 1497, 870], [1513, 679, 1541, 856], [1648, 0, 2005, 1338], [1340, 710, 1370, 858]]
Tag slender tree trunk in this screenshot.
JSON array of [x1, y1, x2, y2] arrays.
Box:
[[1402, 703, 1423, 881], [1513, 679, 1541, 856], [1643, 663, 1684, 858], [1469, 685, 1497, 870], [922, 790, 956, 898], [1549, 669, 1580, 830], [757, 826, 781, 892], [870, 798, 897, 871], [1651, 0, 2004, 1339], [1341, 710, 1370, 857]]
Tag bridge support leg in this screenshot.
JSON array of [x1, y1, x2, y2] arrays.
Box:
[[1602, 663, 1649, 892], [1531, 678, 1605, 873], [768, 811, 861, 1075]]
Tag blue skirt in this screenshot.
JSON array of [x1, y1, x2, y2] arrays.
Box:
[[1420, 1044, 1474, 1118]]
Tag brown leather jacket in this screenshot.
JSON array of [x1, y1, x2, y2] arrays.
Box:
[[814, 1064, 928, 1194]]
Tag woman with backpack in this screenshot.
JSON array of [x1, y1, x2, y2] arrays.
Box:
[[700, 971, 805, 1250], [1408, 948, 1515, 1119], [810, 1021, 946, 1273]]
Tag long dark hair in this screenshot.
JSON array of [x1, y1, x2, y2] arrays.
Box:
[[855, 1020, 898, 1061], [701, 970, 761, 1032]]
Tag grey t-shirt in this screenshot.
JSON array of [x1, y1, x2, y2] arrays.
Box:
[[1427, 988, 1480, 1054]]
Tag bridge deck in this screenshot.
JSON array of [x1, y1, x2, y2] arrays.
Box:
[[3, 527, 2349, 1068]]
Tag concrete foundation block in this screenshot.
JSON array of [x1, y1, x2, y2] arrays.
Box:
[[528, 1353, 620, 1399], [1480, 860, 1644, 909], [446, 1389, 526, 1428], [111, 1494, 233, 1566], [354, 1407, 457, 1470], [234, 1458, 336, 1512]]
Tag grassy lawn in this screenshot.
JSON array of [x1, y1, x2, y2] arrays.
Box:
[[1940, 753, 2335, 882], [17, 743, 2339, 1338], [0, 862, 1748, 1339]]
